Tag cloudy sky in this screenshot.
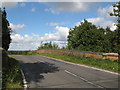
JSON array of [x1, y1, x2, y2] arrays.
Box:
[[1, 1, 118, 50]]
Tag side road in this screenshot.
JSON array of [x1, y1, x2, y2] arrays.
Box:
[[12, 55, 119, 89]]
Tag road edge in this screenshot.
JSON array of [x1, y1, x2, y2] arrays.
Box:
[[39, 55, 120, 75], [20, 69, 27, 89]]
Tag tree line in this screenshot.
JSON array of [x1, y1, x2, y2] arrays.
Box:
[[67, 20, 118, 53], [37, 41, 59, 50]]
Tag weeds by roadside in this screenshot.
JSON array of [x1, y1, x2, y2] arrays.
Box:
[[2, 56, 22, 89]]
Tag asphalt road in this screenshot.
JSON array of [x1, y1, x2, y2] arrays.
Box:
[[12, 55, 119, 89]]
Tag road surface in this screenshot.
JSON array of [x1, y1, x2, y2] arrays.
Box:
[[12, 55, 119, 89]]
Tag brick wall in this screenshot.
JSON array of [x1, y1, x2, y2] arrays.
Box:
[[35, 49, 118, 61]]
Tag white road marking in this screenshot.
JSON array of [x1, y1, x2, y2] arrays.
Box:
[[64, 70, 105, 89], [21, 69, 27, 89], [40, 55, 119, 75], [39, 61, 45, 63]]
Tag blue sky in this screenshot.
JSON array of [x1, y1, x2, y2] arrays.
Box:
[[1, 2, 117, 50]]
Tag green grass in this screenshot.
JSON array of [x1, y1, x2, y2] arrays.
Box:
[[27, 51, 40, 55], [8, 51, 29, 55], [39, 53, 119, 73], [2, 56, 22, 89]]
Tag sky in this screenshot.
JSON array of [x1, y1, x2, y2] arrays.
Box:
[[0, 1, 118, 50]]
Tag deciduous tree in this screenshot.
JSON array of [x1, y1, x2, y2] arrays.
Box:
[[67, 20, 110, 52], [110, 2, 120, 59]]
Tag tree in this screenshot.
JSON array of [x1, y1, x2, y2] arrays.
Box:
[[0, 8, 2, 47], [110, 2, 120, 59], [67, 20, 110, 52], [104, 27, 114, 52], [2, 8, 11, 51], [37, 41, 59, 50]]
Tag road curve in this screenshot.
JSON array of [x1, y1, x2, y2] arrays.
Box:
[[12, 55, 119, 89]]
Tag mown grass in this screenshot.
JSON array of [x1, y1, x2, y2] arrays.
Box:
[[39, 53, 119, 73], [2, 56, 22, 89]]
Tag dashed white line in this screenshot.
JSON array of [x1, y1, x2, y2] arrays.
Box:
[[64, 70, 105, 89]]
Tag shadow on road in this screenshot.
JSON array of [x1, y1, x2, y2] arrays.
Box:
[[20, 61, 59, 84]]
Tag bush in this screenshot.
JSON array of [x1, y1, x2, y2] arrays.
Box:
[[2, 51, 22, 89]]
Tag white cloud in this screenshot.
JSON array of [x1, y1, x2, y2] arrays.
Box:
[[75, 6, 117, 31], [56, 2, 87, 12], [44, 2, 97, 14], [10, 23, 26, 31], [0, 2, 26, 9], [9, 34, 41, 50], [45, 8, 58, 14], [20, 2, 26, 7], [52, 41, 68, 48], [31, 7, 36, 12], [9, 26, 69, 50], [46, 22, 68, 26], [41, 26, 69, 41], [0, 2, 18, 9], [49, 22, 58, 26]]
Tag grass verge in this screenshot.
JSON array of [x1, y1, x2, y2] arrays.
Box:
[[2, 56, 22, 89], [39, 53, 119, 73]]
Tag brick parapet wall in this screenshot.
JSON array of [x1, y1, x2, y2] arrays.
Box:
[[35, 49, 118, 61]]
